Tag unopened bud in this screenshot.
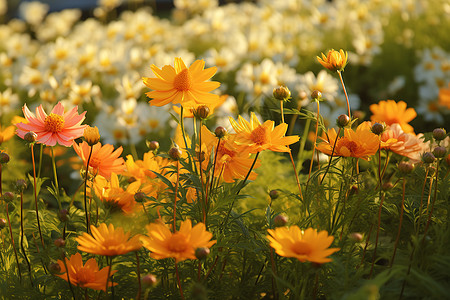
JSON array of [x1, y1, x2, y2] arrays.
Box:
[[274, 214, 288, 227], [194, 105, 210, 120], [54, 238, 66, 248], [349, 232, 363, 242], [141, 274, 157, 288], [214, 126, 227, 138], [195, 247, 210, 260], [168, 146, 182, 160], [58, 209, 69, 222], [0, 152, 10, 164], [336, 114, 350, 128], [349, 185, 358, 195], [311, 90, 322, 100], [398, 161, 414, 174], [48, 262, 61, 274], [147, 141, 160, 151], [422, 152, 436, 164], [196, 151, 205, 162], [382, 182, 394, 190], [2, 192, 15, 203], [24, 131, 37, 143], [432, 146, 447, 158], [269, 190, 279, 200], [371, 122, 385, 135], [16, 179, 27, 192], [0, 218, 6, 229], [134, 192, 146, 203], [273, 86, 291, 101], [432, 128, 447, 141], [83, 126, 100, 146]]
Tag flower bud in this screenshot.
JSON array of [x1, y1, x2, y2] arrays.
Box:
[[398, 161, 414, 174], [269, 189, 279, 200], [24, 131, 37, 143], [48, 262, 61, 274], [194, 105, 210, 120], [134, 192, 146, 203], [168, 145, 182, 160], [83, 126, 100, 146], [195, 247, 210, 260], [54, 238, 66, 248], [1, 192, 15, 203], [141, 274, 157, 288], [16, 179, 27, 192], [382, 182, 394, 190], [432, 146, 447, 158], [349, 185, 358, 195], [311, 90, 322, 100], [147, 140, 160, 151], [214, 126, 227, 139], [349, 232, 363, 242], [432, 128, 447, 141], [58, 209, 70, 222], [371, 122, 385, 135], [336, 114, 350, 128], [422, 152, 436, 164], [0, 218, 6, 229], [196, 151, 205, 162], [0, 152, 10, 164], [273, 214, 288, 227], [273, 86, 291, 101]]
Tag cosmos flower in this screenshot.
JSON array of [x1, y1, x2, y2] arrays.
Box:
[[317, 49, 348, 72], [16, 102, 86, 147], [76, 223, 142, 256], [143, 57, 220, 107], [267, 226, 340, 264], [379, 123, 423, 161], [55, 252, 117, 291], [140, 219, 216, 262], [369, 100, 417, 133]]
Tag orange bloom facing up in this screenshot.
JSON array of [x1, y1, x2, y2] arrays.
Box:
[[267, 226, 340, 264], [76, 223, 142, 256], [229, 112, 299, 153], [143, 57, 220, 107], [316, 123, 379, 160], [317, 49, 348, 72], [73, 141, 125, 179], [370, 100, 417, 133], [55, 253, 117, 291], [141, 219, 216, 262], [438, 83, 450, 109], [16, 102, 86, 146]]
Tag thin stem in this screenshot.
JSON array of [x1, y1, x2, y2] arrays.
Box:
[[358, 223, 373, 269], [51, 147, 62, 210], [61, 253, 76, 300], [38, 144, 44, 178], [421, 160, 440, 245], [198, 123, 207, 224], [280, 100, 285, 124], [84, 145, 94, 233], [7, 203, 22, 282], [298, 118, 311, 162], [416, 167, 430, 234], [179, 106, 189, 150], [269, 248, 278, 299], [173, 161, 180, 232], [288, 151, 303, 200], [31, 144, 45, 248], [105, 256, 113, 297], [175, 262, 185, 300], [337, 70, 351, 119], [307, 100, 320, 185], [320, 127, 341, 184], [20, 191, 33, 286], [135, 252, 142, 300], [390, 177, 406, 267], [370, 192, 385, 278]]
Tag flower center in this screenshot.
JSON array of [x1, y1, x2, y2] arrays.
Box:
[[250, 125, 268, 145], [173, 69, 193, 91], [336, 138, 358, 156], [167, 232, 189, 253], [44, 113, 65, 133], [291, 240, 312, 256]]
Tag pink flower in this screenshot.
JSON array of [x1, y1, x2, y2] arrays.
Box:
[[16, 102, 87, 147]]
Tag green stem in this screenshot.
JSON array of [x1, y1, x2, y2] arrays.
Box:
[[31, 143, 45, 248], [20, 191, 33, 286], [84, 145, 94, 233], [6, 203, 22, 282], [337, 70, 351, 119], [320, 127, 342, 184], [51, 147, 62, 210]]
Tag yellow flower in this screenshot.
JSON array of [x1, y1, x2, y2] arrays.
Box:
[[76, 223, 142, 256], [369, 100, 417, 133], [0, 125, 15, 144], [141, 219, 216, 262], [438, 83, 450, 109], [55, 253, 117, 291], [229, 112, 299, 153], [267, 226, 339, 264], [83, 126, 100, 146], [143, 57, 220, 107], [317, 49, 348, 72]]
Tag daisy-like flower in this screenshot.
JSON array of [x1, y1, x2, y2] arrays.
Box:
[[229, 112, 299, 153], [317, 49, 348, 72], [16, 102, 87, 147], [142, 57, 220, 107], [379, 123, 423, 162], [267, 226, 340, 264], [73, 141, 125, 179], [369, 100, 417, 133], [55, 253, 117, 291], [316, 123, 379, 160], [76, 223, 142, 256], [140, 219, 216, 262]]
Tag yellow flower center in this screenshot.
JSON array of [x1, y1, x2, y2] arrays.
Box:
[[292, 240, 312, 256], [337, 138, 358, 156], [167, 232, 189, 253], [173, 69, 193, 91], [250, 125, 268, 145], [44, 113, 65, 133]]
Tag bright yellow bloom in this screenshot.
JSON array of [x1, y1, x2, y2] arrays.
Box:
[[229, 112, 299, 153], [76, 223, 142, 256], [316, 123, 379, 160], [370, 100, 417, 133], [317, 49, 348, 72], [143, 57, 220, 107], [267, 226, 339, 264], [0, 125, 15, 144], [83, 126, 100, 146], [55, 253, 117, 291], [141, 219, 216, 262]]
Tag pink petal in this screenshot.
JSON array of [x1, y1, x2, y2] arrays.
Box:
[[51, 102, 65, 115], [36, 105, 48, 122]]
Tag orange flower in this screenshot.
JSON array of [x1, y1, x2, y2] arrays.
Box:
[[0, 125, 15, 144], [143, 57, 220, 107], [267, 226, 340, 264], [55, 253, 117, 291], [73, 141, 125, 179], [141, 219, 216, 262], [370, 100, 417, 133], [16, 102, 86, 146], [317, 123, 379, 160], [229, 112, 299, 153], [76, 223, 142, 256], [438, 83, 450, 109], [380, 123, 423, 161], [200, 125, 260, 183], [317, 49, 348, 72]]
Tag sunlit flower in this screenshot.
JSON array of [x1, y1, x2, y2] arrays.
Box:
[[55, 252, 117, 291], [379, 123, 423, 161], [229, 112, 299, 153], [141, 219, 216, 262], [317, 49, 348, 72], [172, 94, 227, 118], [267, 226, 339, 264], [76, 223, 142, 256], [143, 57, 220, 107], [0, 125, 15, 144], [73, 141, 125, 179], [369, 100, 417, 133], [83, 126, 100, 146], [317, 123, 379, 160], [438, 83, 450, 109], [16, 102, 87, 147]]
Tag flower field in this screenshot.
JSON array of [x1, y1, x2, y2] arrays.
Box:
[[0, 0, 449, 299]]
